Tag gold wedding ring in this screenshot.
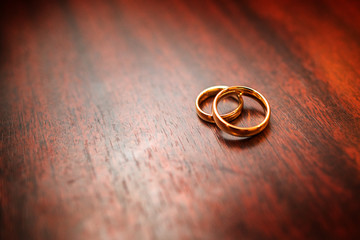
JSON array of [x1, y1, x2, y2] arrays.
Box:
[[212, 86, 271, 137], [196, 86, 244, 123]]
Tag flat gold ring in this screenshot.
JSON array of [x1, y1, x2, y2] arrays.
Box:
[[196, 86, 244, 123], [212, 86, 271, 137]]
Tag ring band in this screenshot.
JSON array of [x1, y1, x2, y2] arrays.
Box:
[[196, 86, 244, 123], [212, 86, 271, 137]]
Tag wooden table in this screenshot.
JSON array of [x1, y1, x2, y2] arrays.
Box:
[[1, 0, 360, 239]]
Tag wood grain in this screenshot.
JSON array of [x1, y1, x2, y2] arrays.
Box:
[[1, 0, 360, 239]]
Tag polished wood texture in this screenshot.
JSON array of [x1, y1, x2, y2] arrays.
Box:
[[1, 0, 360, 239]]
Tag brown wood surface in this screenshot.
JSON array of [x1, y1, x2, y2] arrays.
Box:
[[1, 0, 360, 239]]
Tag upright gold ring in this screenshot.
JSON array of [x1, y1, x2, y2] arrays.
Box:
[[212, 86, 270, 137], [196, 86, 244, 123]]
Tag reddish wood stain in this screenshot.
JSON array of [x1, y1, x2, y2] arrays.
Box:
[[1, 0, 360, 239]]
